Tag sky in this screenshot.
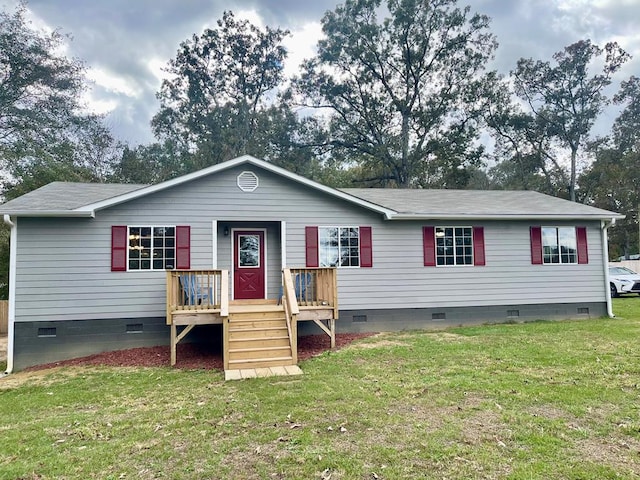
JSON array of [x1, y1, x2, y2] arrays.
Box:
[[10, 0, 640, 146]]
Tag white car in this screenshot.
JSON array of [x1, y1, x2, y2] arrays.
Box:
[[609, 266, 640, 297]]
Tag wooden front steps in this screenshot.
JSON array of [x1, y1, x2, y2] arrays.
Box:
[[225, 301, 295, 371]]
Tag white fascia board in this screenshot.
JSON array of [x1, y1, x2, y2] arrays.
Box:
[[75, 155, 397, 218], [388, 213, 626, 221], [0, 210, 95, 218]]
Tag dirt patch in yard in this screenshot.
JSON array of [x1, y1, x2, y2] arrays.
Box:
[[575, 436, 640, 475], [345, 332, 410, 349]]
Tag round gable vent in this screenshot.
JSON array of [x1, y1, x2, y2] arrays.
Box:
[[237, 171, 259, 192]]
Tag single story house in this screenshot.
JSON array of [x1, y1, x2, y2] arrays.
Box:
[[0, 155, 622, 373]]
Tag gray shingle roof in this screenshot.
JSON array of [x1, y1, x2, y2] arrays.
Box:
[[0, 182, 148, 214], [342, 188, 620, 219], [0, 157, 621, 221]]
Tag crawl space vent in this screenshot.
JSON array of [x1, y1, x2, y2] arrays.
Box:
[[126, 323, 143, 333], [237, 171, 259, 192], [38, 327, 57, 337]]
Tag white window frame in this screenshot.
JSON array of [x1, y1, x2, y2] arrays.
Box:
[[542, 226, 578, 265], [435, 226, 474, 267], [318, 226, 361, 268], [127, 225, 177, 271]]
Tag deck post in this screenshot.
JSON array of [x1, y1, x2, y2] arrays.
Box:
[[221, 270, 230, 370], [330, 318, 335, 349], [332, 268, 339, 321], [166, 271, 173, 326]]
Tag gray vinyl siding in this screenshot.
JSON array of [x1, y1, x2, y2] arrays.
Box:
[[343, 220, 605, 309], [14, 164, 607, 323]]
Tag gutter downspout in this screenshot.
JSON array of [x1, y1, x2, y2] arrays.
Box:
[[602, 218, 616, 318], [3, 215, 16, 374]]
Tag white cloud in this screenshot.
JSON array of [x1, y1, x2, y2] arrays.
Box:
[[86, 67, 141, 97], [234, 9, 264, 28], [146, 57, 168, 84], [81, 90, 118, 115], [283, 21, 322, 78]]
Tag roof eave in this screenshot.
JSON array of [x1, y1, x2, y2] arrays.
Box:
[[0, 210, 96, 218], [388, 213, 626, 221]]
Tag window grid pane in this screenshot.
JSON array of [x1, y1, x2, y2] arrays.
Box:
[[319, 227, 360, 268], [128, 226, 176, 271], [436, 227, 473, 266], [542, 227, 576, 265]]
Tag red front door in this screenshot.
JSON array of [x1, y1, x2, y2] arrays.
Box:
[[233, 230, 266, 299]]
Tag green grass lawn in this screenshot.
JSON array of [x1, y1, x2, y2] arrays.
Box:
[[1, 298, 640, 479]]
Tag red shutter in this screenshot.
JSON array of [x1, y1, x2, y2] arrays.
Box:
[[423, 226, 436, 267], [576, 226, 588, 264], [175, 226, 191, 269], [359, 226, 373, 267], [305, 226, 319, 267], [472, 226, 485, 266], [530, 226, 543, 265], [111, 226, 128, 271]]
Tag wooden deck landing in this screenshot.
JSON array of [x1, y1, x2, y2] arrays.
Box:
[[224, 365, 303, 381]]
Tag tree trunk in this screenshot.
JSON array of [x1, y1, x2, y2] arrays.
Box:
[[569, 146, 577, 202], [400, 112, 410, 187]]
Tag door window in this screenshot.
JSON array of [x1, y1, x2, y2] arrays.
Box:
[[238, 234, 260, 267]]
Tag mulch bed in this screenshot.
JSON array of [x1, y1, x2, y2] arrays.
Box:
[[24, 333, 376, 372]]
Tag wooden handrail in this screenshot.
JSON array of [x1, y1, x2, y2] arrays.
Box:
[[282, 268, 300, 316], [282, 268, 299, 363]]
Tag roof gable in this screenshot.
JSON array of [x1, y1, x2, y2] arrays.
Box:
[[76, 155, 396, 218]]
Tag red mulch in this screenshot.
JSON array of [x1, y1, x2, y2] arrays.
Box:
[[24, 333, 376, 372]]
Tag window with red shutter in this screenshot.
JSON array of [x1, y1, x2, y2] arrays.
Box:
[[534, 226, 586, 265], [429, 226, 476, 266], [308, 226, 371, 268], [112, 225, 189, 271]]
